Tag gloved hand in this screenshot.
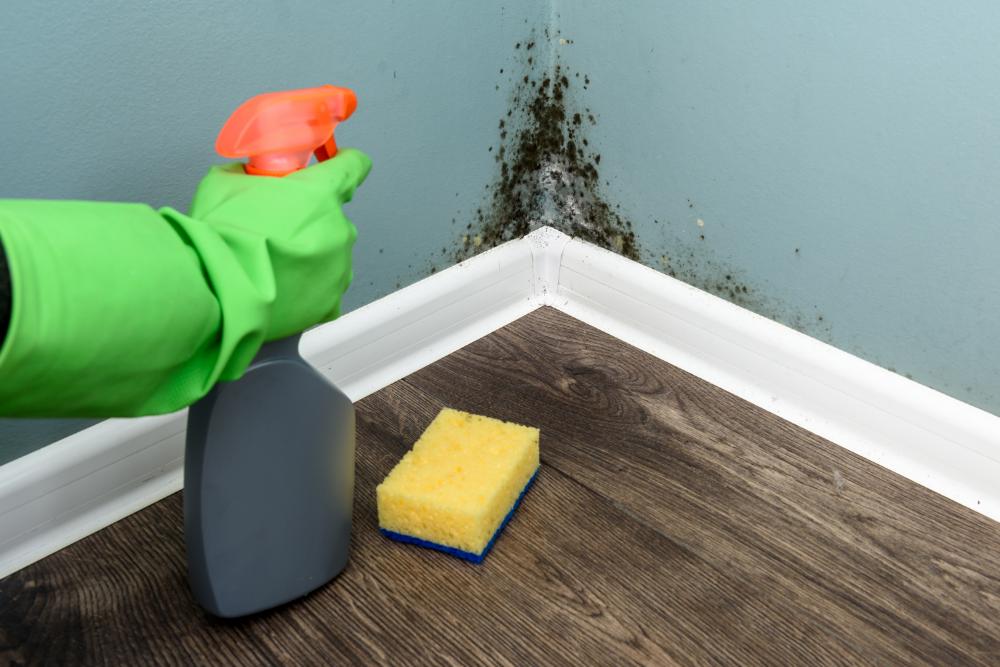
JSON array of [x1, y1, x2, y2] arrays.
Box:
[[0, 148, 371, 417]]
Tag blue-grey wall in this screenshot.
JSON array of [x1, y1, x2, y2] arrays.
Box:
[[556, 0, 1000, 415], [2, 1, 998, 464], [0, 0, 546, 464]]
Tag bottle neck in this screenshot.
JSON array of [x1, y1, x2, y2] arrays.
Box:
[[253, 333, 303, 364]]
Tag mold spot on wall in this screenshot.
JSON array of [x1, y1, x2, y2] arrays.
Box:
[[654, 241, 767, 313], [651, 227, 835, 342], [450, 32, 834, 359], [455, 34, 638, 262]]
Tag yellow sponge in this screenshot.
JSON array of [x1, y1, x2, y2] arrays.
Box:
[[377, 408, 540, 562]]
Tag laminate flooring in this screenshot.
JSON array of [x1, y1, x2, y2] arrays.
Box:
[[3, 307, 999, 665]]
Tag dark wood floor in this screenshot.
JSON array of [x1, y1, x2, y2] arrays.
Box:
[[2, 307, 999, 666]]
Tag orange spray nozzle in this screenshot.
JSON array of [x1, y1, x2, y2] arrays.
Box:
[[215, 85, 357, 176]]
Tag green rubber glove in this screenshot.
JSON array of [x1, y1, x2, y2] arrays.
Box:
[[0, 148, 371, 417]]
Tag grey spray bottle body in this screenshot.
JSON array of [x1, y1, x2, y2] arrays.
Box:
[[184, 333, 355, 618]]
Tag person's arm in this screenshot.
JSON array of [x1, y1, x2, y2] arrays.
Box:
[[0, 149, 370, 418], [0, 238, 10, 346]]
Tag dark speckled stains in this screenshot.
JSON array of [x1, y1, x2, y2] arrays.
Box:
[[451, 34, 845, 372], [651, 213, 835, 341], [656, 245, 765, 313], [456, 36, 639, 262]]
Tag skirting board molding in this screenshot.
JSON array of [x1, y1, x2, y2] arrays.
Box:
[[1, 225, 997, 578], [0, 237, 541, 579], [553, 238, 1000, 524]]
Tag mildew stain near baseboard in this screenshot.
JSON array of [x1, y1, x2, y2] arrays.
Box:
[[456, 33, 638, 262]]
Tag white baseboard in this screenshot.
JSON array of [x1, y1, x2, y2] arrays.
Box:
[[0, 236, 540, 578], [0, 414, 186, 580], [555, 238, 1000, 522], [2, 226, 998, 578]]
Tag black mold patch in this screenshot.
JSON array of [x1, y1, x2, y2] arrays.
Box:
[[651, 229, 834, 342], [456, 35, 638, 261], [655, 242, 769, 313], [450, 33, 839, 360]]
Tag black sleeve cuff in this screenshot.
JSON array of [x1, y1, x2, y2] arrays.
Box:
[[0, 243, 10, 346], [0, 237, 10, 344]]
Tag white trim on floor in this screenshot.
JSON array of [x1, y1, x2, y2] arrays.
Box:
[[554, 237, 1000, 523], [0, 236, 539, 578], [1, 226, 998, 578]]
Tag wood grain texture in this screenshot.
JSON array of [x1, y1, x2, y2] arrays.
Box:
[[2, 306, 999, 665]]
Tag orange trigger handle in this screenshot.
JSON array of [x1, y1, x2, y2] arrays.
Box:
[[215, 85, 357, 176]]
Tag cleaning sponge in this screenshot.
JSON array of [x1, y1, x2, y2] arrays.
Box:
[[377, 408, 540, 563]]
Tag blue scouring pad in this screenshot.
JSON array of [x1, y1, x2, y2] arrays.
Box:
[[380, 469, 538, 563]]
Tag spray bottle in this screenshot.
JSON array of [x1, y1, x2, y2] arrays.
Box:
[[184, 85, 358, 618]]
